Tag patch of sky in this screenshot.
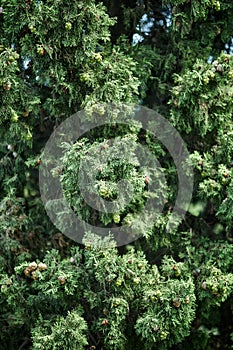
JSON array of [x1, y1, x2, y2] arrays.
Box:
[[132, 6, 172, 46], [225, 37, 233, 55], [208, 36, 233, 63], [132, 13, 155, 45]]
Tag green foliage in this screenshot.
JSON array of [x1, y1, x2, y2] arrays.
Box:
[[0, 238, 197, 350], [0, 0, 233, 349], [170, 53, 233, 136], [135, 256, 196, 349], [60, 130, 166, 236], [170, 53, 233, 238], [2, 232, 232, 349], [31, 309, 88, 350]]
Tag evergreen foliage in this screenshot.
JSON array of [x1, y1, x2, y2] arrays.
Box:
[[0, 0, 232, 349]]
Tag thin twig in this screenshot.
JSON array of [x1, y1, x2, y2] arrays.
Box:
[[18, 338, 31, 350]]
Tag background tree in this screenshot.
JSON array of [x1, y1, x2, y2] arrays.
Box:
[[0, 0, 233, 349]]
